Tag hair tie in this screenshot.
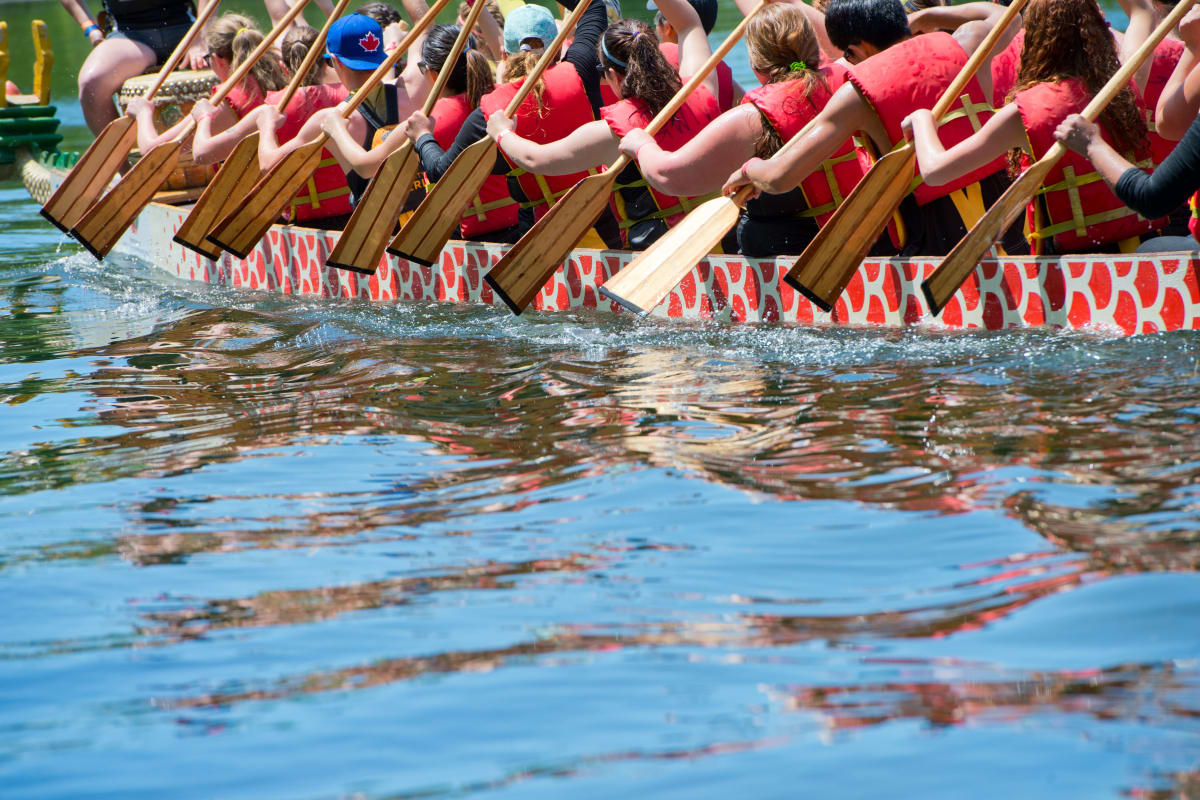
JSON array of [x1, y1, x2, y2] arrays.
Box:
[[601, 38, 627, 69], [789, 60, 807, 72], [236, 26, 250, 36]]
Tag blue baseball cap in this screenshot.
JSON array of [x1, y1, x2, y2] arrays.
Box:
[[503, 4, 559, 54], [326, 14, 387, 70]]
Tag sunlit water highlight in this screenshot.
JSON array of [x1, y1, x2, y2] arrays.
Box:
[[3, 112, 1200, 799]]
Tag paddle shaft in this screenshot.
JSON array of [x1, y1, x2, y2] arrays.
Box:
[[487, 0, 767, 313], [784, 0, 1029, 310], [325, 0, 489, 273], [921, 0, 1199, 315]]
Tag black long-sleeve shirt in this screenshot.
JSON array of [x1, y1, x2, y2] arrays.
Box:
[[1114, 113, 1200, 219], [414, 0, 609, 182]]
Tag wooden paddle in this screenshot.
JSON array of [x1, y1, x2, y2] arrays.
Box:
[[327, 0, 489, 274], [70, 0, 318, 260], [40, 0, 220, 234], [781, 0, 1029, 312], [207, 0, 455, 259], [174, 0, 355, 260], [922, 0, 1197, 316], [386, 0, 592, 267], [599, 117, 820, 315], [484, 0, 769, 315]]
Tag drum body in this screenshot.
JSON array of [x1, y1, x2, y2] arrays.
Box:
[[118, 68, 217, 190]]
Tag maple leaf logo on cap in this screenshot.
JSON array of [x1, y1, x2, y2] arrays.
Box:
[[359, 31, 380, 51]]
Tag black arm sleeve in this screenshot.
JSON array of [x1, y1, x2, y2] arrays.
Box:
[[562, 0, 609, 115], [1113, 115, 1200, 220], [415, 108, 492, 179]]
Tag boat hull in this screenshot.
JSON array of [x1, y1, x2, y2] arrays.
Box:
[[20, 149, 1200, 335]]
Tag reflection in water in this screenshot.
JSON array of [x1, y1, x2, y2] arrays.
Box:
[[2, 257, 1200, 798]]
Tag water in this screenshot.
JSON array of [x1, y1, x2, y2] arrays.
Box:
[[4, 0, 1200, 796]]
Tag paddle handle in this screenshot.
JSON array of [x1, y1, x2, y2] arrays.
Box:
[[1023, 0, 1197, 177], [419, 0, 489, 116], [211, 0, 316, 107], [929, 0, 1029, 121], [643, 0, 767, 137], [502, 0, 593, 117], [142, 0, 222, 102], [342, 0, 457, 118], [276, 0, 356, 110]]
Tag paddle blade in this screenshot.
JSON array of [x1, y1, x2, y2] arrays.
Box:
[[70, 141, 183, 260], [600, 195, 741, 315], [41, 115, 137, 233], [388, 138, 497, 267], [208, 141, 323, 259], [327, 145, 422, 274], [174, 133, 262, 260], [484, 172, 617, 315], [922, 159, 1052, 316], [784, 148, 916, 312]]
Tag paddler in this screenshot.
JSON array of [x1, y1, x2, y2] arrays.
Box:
[[320, 24, 523, 241], [640, 0, 745, 111], [1054, 4, 1200, 252], [399, 0, 621, 248], [617, 2, 888, 257], [255, 10, 433, 205], [903, 0, 1170, 254], [481, 0, 722, 250], [720, 0, 1027, 257], [126, 14, 288, 154]]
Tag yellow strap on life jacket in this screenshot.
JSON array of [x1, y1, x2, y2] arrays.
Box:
[[507, 166, 600, 212], [798, 148, 861, 218], [907, 93, 992, 195], [1027, 156, 1155, 241]]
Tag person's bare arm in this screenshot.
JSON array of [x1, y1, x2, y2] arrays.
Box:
[[1157, 6, 1200, 139], [192, 103, 265, 164], [319, 110, 410, 176], [619, 104, 760, 196], [473, 4, 504, 63], [909, 2, 1006, 34], [488, 116, 619, 175], [58, 0, 106, 47], [1117, 0, 1159, 93], [722, 81, 876, 196], [657, 0, 718, 99], [903, 103, 1024, 187]]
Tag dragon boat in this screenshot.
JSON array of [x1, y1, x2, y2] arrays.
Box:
[[8, 25, 1200, 337], [20, 145, 1200, 336]]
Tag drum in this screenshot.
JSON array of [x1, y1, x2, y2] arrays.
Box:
[[118, 69, 218, 191]]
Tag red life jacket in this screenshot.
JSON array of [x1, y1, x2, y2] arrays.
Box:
[[1142, 37, 1184, 165], [989, 29, 1024, 108], [480, 62, 598, 221], [742, 64, 865, 227], [848, 31, 1003, 206], [264, 83, 354, 224], [599, 85, 721, 245], [598, 42, 736, 111], [430, 93, 520, 237], [1015, 77, 1165, 253]]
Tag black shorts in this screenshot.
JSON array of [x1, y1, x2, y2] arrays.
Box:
[[109, 20, 193, 65]]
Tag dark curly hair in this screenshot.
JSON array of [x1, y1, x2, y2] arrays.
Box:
[[598, 19, 680, 117], [1008, 0, 1148, 173]]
